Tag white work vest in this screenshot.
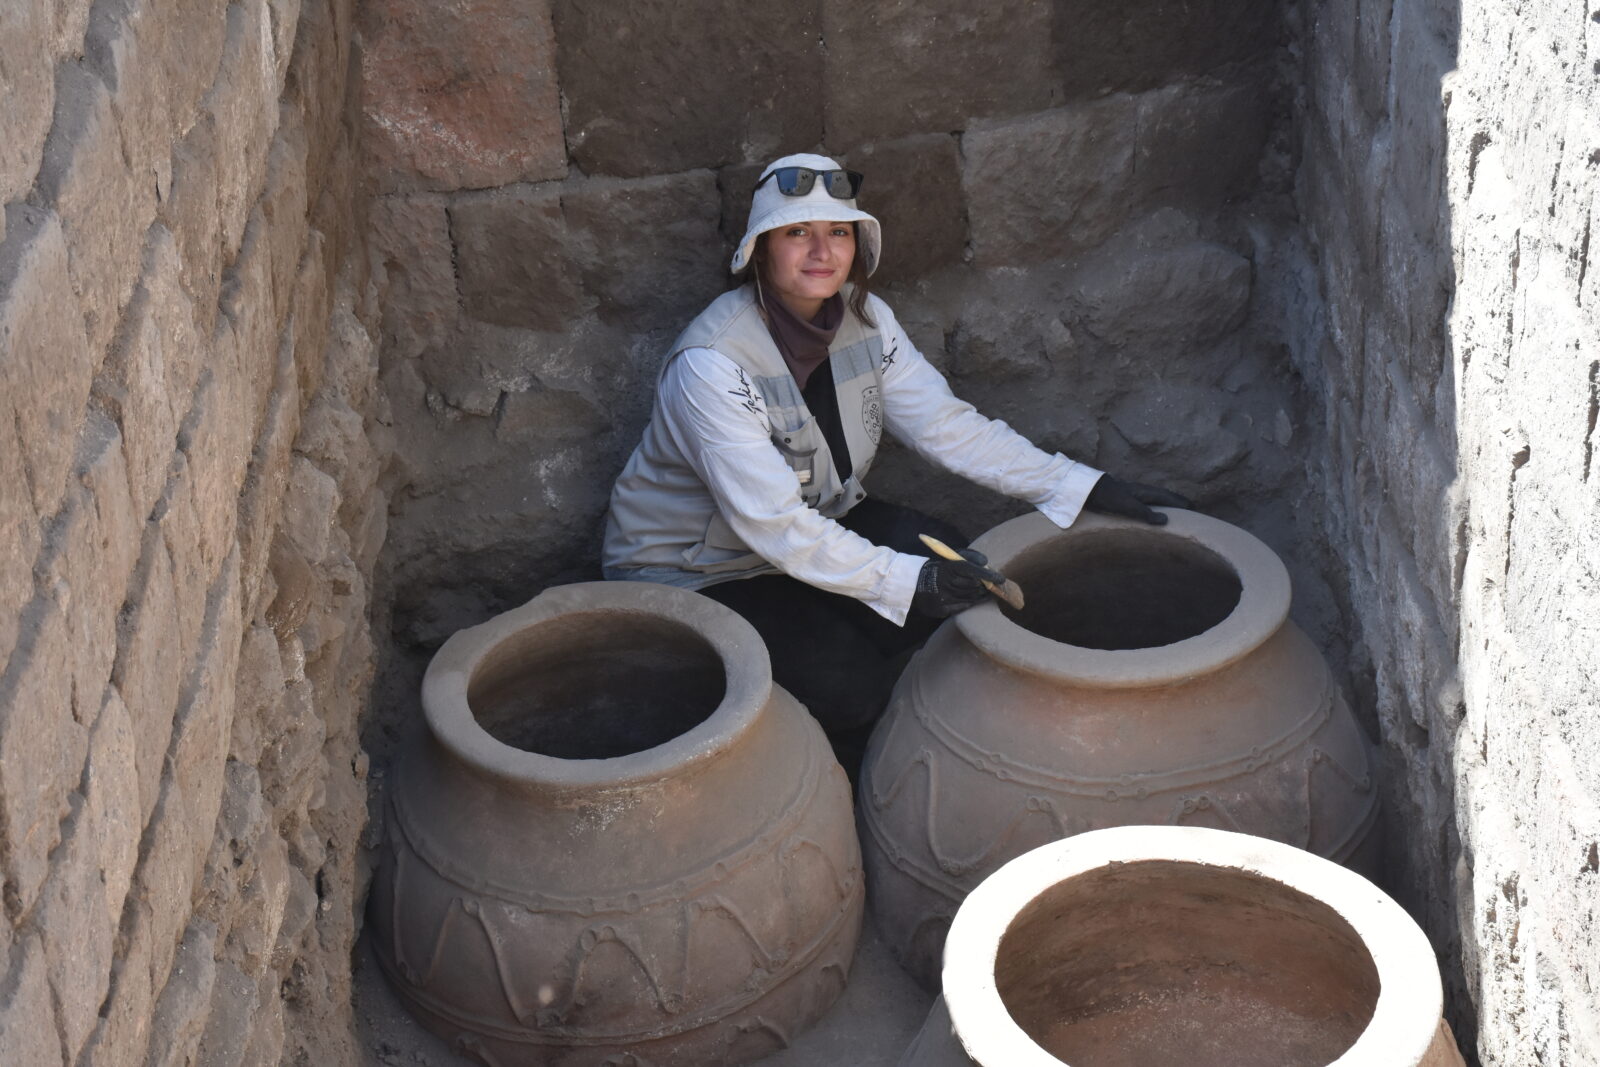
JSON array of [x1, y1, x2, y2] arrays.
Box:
[[606, 285, 886, 580]]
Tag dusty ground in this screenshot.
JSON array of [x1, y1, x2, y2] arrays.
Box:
[[355, 914, 934, 1066]]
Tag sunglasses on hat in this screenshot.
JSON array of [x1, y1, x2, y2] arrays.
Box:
[[754, 166, 865, 200]]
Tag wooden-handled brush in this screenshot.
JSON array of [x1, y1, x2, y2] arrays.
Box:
[[918, 534, 1026, 611]]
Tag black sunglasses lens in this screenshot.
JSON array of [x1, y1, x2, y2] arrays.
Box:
[[773, 167, 815, 195], [824, 170, 864, 199]]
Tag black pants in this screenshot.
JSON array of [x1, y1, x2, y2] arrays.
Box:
[[701, 500, 968, 766]]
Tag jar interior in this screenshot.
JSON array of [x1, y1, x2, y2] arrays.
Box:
[[1000, 529, 1243, 649], [466, 611, 727, 759], [994, 860, 1379, 1067]]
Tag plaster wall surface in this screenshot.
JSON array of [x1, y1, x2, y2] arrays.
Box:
[[1290, 0, 1600, 1060], [0, 0, 385, 1059]]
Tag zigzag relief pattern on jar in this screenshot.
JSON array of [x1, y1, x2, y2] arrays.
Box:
[[859, 511, 1381, 988]]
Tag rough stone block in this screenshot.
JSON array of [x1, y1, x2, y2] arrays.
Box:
[[0, 204, 94, 519], [256, 113, 312, 331], [85, 0, 226, 148], [227, 832, 291, 975], [37, 794, 116, 1059], [320, 298, 380, 414], [84, 687, 141, 924], [38, 412, 141, 709], [565, 170, 726, 328], [175, 373, 252, 588], [1352, 0, 1394, 119], [238, 972, 285, 1066], [204, 0, 279, 263], [33, 62, 155, 357], [161, 117, 225, 333], [288, 231, 331, 408], [266, 0, 301, 92], [0, 0, 55, 210], [285, 0, 351, 203], [495, 384, 610, 443], [0, 597, 90, 914], [258, 677, 324, 811], [362, 0, 566, 191], [227, 627, 282, 765], [143, 918, 218, 1067], [452, 183, 585, 330], [297, 397, 373, 502], [76, 911, 155, 1067], [128, 777, 199, 1003], [1132, 79, 1271, 213], [274, 864, 318, 959], [111, 528, 185, 824], [555, 0, 819, 176], [963, 98, 1139, 266], [83, 0, 181, 201], [841, 134, 966, 283], [0, 414, 42, 679], [153, 456, 214, 659], [368, 194, 457, 360], [1051, 0, 1283, 98], [220, 243, 288, 448], [1107, 383, 1252, 482], [95, 226, 205, 524], [0, 932, 65, 1066], [195, 960, 258, 1067], [168, 551, 244, 886], [1072, 240, 1253, 350], [281, 455, 340, 564], [1385, 15, 1451, 238], [236, 339, 301, 615], [965, 83, 1269, 267], [823, 0, 1054, 149]]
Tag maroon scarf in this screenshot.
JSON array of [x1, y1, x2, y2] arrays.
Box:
[[761, 290, 844, 389]]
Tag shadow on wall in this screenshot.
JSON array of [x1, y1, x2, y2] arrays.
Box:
[[1276, 0, 1478, 1057], [358, 0, 1320, 761]]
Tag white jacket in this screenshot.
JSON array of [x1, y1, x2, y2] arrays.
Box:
[[603, 288, 1101, 624]]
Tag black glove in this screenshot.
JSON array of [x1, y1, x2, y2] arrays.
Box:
[[912, 549, 1006, 619], [1084, 475, 1193, 525]]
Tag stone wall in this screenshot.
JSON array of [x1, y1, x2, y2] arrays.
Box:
[[1288, 0, 1600, 1060], [362, 0, 1329, 750], [0, 0, 382, 1060]]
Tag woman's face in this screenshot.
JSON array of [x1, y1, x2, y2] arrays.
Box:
[[761, 220, 856, 318]]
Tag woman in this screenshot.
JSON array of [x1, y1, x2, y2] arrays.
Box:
[[603, 153, 1187, 752]]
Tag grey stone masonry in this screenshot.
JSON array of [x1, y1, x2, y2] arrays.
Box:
[[1283, 0, 1600, 1061], [1, 0, 384, 1062]]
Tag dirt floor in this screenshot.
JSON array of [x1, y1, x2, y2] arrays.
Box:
[[355, 914, 935, 1066]]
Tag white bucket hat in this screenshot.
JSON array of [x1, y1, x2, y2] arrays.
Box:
[[731, 152, 883, 277]]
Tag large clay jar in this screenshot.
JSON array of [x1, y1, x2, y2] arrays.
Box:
[[860, 510, 1380, 986], [900, 826, 1466, 1067], [368, 582, 864, 1066]]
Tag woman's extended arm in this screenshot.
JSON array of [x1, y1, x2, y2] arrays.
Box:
[[660, 347, 927, 623], [874, 300, 1104, 528]]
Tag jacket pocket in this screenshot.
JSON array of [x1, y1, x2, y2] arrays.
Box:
[[680, 512, 763, 573]]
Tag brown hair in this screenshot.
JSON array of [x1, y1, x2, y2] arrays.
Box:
[[743, 225, 877, 328]]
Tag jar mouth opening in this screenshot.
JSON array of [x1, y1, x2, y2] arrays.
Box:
[[467, 611, 727, 759], [994, 859, 1378, 1066], [1000, 529, 1243, 649], [423, 583, 771, 789], [957, 512, 1290, 688], [942, 827, 1446, 1067]]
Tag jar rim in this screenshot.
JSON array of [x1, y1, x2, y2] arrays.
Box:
[[941, 825, 1444, 1067], [420, 581, 773, 791], [955, 510, 1292, 688]]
